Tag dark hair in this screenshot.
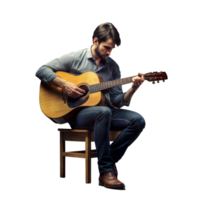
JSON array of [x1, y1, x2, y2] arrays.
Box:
[[92, 22, 121, 46]]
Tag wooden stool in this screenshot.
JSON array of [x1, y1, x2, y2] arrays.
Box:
[[58, 129, 121, 183]]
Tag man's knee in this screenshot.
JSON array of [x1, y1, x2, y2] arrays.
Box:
[[131, 114, 146, 131], [138, 115, 146, 130], [140, 117, 146, 127], [97, 106, 112, 117]]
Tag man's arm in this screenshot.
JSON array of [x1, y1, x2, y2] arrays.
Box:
[[123, 72, 145, 102], [123, 87, 138, 102], [36, 52, 75, 83], [49, 76, 67, 88]]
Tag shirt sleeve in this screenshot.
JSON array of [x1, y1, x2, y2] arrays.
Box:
[[109, 65, 131, 108], [35, 53, 74, 83]]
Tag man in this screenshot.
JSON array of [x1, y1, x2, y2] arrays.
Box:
[[36, 22, 145, 190]]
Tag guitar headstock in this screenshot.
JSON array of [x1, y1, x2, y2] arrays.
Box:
[[144, 71, 168, 84]]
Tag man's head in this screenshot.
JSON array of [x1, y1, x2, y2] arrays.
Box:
[[92, 23, 121, 60]]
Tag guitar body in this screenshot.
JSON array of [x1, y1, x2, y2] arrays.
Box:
[[39, 71, 105, 124]]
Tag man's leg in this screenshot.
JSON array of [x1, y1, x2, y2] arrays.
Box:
[[110, 108, 146, 164], [69, 106, 115, 175]]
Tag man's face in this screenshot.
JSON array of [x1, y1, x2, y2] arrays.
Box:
[[95, 38, 115, 60]]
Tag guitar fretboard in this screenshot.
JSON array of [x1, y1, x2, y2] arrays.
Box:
[[89, 76, 135, 93]]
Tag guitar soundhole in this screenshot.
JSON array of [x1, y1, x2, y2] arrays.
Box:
[[67, 84, 89, 108], [79, 85, 89, 98]]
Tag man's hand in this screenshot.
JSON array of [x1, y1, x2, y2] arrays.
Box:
[[131, 73, 144, 89], [62, 81, 85, 102]]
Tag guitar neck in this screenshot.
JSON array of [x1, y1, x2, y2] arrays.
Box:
[[89, 76, 136, 93]]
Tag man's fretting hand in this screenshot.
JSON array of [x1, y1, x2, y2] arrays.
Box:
[[131, 73, 144, 89]]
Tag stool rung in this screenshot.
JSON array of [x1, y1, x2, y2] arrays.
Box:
[[63, 151, 85, 158]]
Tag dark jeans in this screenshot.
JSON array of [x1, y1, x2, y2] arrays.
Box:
[[69, 106, 145, 175]]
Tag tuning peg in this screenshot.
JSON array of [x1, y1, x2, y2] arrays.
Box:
[[163, 80, 165, 82], [152, 81, 155, 84], [157, 80, 159, 83]]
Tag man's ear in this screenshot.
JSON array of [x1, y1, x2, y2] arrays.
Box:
[[93, 37, 99, 46]]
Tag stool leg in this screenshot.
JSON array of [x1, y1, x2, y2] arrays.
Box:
[[59, 133, 64, 178], [63, 141, 67, 183], [84, 132, 92, 184], [59, 132, 67, 183]]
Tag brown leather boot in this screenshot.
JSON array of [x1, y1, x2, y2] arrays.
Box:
[[99, 172, 125, 189], [112, 160, 118, 179]]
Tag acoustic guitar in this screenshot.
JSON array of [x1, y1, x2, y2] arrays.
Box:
[[39, 71, 168, 124]]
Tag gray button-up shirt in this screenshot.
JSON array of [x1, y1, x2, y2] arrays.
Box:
[[35, 47, 131, 108]]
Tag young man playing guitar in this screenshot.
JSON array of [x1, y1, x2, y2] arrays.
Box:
[[36, 22, 146, 189]]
